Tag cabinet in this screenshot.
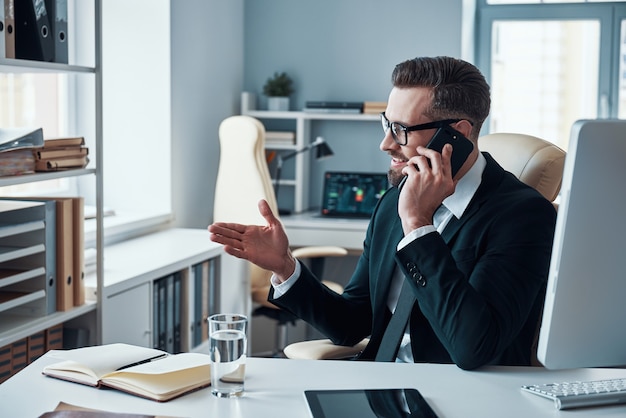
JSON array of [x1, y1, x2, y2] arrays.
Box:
[[84, 228, 223, 352], [0, 1, 102, 349], [242, 107, 379, 213]]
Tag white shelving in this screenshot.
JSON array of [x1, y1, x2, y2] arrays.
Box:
[[0, 1, 102, 348], [83, 228, 223, 352], [242, 108, 379, 213]]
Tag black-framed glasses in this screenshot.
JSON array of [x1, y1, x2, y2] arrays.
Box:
[[380, 112, 468, 146]]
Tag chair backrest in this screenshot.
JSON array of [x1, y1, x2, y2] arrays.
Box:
[[481, 132, 566, 367], [479, 133, 566, 202], [214, 115, 278, 223], [214, 115, 277, 291]]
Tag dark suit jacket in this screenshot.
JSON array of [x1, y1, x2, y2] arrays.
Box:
[[269, 153, 557, 369]]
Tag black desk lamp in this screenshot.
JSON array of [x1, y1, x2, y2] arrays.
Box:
[[274, 136, 334, 215]]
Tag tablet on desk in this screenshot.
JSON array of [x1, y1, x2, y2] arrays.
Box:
[[304, 388, 438, 418]]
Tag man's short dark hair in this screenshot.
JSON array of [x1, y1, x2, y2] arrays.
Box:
[[391, 56, 491, 139]]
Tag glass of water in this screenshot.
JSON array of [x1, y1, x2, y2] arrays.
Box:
[[208, 313, 248, 398]]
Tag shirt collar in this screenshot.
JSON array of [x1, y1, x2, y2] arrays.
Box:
[[442, 152, 486, 219]]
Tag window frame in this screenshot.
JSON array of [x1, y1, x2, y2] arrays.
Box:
[[476, 1, 626, 132]]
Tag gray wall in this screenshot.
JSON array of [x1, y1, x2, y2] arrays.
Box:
[[169, 0, 464, 353], [171, 0, 244, 229], [243, 0, 464, 207], [171, 0, 463, 229]]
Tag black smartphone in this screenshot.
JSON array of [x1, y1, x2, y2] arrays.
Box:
[[397, 125, 474, 190], [425, 124, 474, 178]]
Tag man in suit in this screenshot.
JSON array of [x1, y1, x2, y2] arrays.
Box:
[[209, 56, 556, 369]]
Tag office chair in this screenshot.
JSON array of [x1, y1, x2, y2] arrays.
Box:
[[214, 115, 347, 357], [283, 132, 566, 360]]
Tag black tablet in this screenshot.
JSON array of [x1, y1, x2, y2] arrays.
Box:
[[304, 388, 438, 418]]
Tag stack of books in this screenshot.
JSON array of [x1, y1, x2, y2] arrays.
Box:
[[363, 101, 387, 114], [0, 127, 44, 176], [0, 149, 36, 177], [266, 131, 295, 146], [34, 137, 89, 171], [304, 101, 363, 114]]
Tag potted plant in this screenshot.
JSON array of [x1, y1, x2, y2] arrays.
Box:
[[263, 72, 294, 111]]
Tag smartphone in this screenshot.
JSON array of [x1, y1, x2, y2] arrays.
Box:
[[425, 124, 474, 178], [397, 125, 474, 191]]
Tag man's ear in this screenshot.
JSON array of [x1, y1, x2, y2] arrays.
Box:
[[454, 119, 474, 139]]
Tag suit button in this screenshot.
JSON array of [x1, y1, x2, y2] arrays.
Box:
[[415, 275, 426, 287]]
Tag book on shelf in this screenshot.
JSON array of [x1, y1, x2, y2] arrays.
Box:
[[35, 155, 89, 171], [363, 101, 387, 114], [0, 148, 36, 176], [42, 343, 212, 402], [35, 146, 89, 160], [305, 101, 363, 110], [265, 130, 295, 145], [43, 137, 86, 148], [303, 107, 362, 114]]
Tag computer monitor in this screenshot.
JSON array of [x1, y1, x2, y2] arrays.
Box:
[[536, 119, 626, 369], [319, 171, 389, 219]]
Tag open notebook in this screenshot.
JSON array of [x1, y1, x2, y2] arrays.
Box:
[[319, 171, 389, 219]]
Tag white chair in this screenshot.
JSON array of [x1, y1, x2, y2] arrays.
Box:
[[214, 115, 347, 356]]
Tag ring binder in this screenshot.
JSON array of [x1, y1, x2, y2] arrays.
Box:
[[15, 0, 54, 62]]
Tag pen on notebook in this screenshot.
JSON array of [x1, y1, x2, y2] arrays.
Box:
[[116, 353, 168, 371]]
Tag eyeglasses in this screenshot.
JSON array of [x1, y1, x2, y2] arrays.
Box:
[[380, 112, 467, 146]]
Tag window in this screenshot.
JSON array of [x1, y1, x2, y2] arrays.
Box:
[[476, 1, 626, 149], [1, 0, 172, 247], [0, 73, 71, 195]]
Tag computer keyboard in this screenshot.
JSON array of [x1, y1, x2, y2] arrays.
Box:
[[521, 378, 626, 410]]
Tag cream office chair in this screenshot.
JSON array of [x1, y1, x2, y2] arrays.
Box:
[[214, 115, 347, 357], [283, 132, 566, 360]]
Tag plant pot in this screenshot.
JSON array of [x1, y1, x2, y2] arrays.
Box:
[[268, 97, 290, 111]]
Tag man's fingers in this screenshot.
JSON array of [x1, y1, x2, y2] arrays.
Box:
[[258, 199, 279, 225], [209, 223, 241, 239], [209, 232, 243, 250]]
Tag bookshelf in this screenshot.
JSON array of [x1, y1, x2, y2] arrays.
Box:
[[0, 1, 102, 352], [241, 106, 379, 213], [83, 228, 222, 352]]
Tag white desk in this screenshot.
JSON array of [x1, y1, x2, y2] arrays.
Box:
[[2, 352, 626, 417], [282, 211, 369, 252]]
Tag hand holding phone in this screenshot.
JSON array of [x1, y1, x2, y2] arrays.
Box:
[[425, 124, 474, 178], [397, 125, 474, 191]]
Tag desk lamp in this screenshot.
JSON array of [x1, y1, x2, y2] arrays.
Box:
[[274, 136, 334, 215]]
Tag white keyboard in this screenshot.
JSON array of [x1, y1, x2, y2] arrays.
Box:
[[522, 378, 626, 410]]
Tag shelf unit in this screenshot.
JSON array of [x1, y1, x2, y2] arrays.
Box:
[[242, 108, 379, 213], [0, 201, 52, 319], [83, 228, 223, 352], [0, 1, 103, 349]]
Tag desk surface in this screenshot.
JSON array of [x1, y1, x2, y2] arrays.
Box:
[[2, 353, 626, 417], [282, 211, 369, 251]]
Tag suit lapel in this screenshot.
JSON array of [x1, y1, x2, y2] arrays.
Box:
[[440, 153, 504, 243]]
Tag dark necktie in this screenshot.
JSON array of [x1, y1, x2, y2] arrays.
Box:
[[375, 279, 416, 362]]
